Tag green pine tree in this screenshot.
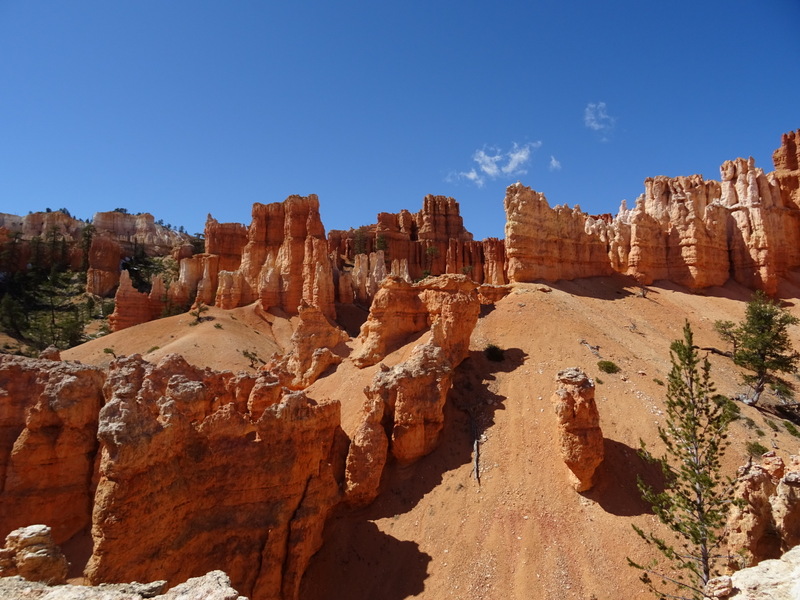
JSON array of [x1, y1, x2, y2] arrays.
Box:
[[629, 322, 735, 600], [715, 291, 799, 405]]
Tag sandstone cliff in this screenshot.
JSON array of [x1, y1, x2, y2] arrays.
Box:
[[329, 195, 505, 293], [0, 356, 105, 545], [85, 354, 342, 600], [503, 130, 800, 293]]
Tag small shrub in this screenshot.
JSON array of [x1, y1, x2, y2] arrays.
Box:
[[214, 323, 223, 329], [102, 347, 116, 358], [746, 441, 769, 458], [653, 378, 664, 386], [597, 360, 620, 374], [765, 419, 780, 432], [484, 344, 504, 362], [755, 428, 766, 437], [784, 421, 800, 438], [743, 417, 757, 429], [596, 377, 604, 385], [146, 346, 159, 354]]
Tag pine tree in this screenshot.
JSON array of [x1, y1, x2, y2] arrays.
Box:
[[629, 322, 735, 600], [715, 291, 799, 405]]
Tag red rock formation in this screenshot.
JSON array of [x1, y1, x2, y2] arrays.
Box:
[[268, 302, 348, 389], [499, 131, 800, 292], [727, 453, 800, 569], [108, 271, 164, 331], [0, 355, 105, 544], [351, 276, 428, 367], [0, 525, 69, 585], [343, 397, 388, 507], [330, 195, 496, 288], [92, 211, 188, 257], [370, 343, 453, 464], [204, 216, 248, 272], [345, 274, 480, 500], [352, 274, 479, 368], [417, 274, 480, 366], [504, 185, 614, 283], [622, 175, 728, 288], [85, 354, 342, 600], [550, 368, 604, 492], [86, 234, 123, 296]]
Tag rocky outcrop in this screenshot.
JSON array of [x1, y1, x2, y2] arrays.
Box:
[[417, 274, 480, 366], [504, 185, 614, 283], [0, 355, 105, 545], [85, 354, 341, 600], [351, 276, 428, 368], [186, 196, 337, 319], [329, 195, 503, 289], [343, 398, 388, 507], [0, 570, 247, 600], [205, 216, 248, 272], [705, 545, 800, 600], [267, 302, 348, 389], [91, 211, 187, 257], [85, 235, 123, 296], [550, 368, 604, 492], [0, 525, 68, 585], [727, 453, 800, 569], [369, 343, 452, 464], [504, 131, 800, 293], [344, 275, 480, 502], [344, 343, 455, 504], [107, 271, 165, 332], [625, 175, 729, 288], [352, 274, 479, 368]]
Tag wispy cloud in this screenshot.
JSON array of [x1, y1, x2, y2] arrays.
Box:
[[584, 102, 615, 135], [548, 155, 562, 171], [453, 141, 541, 187]]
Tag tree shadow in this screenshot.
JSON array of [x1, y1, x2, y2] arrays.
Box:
[[300, 519, 431, 600], [581, 438, 665, 516]]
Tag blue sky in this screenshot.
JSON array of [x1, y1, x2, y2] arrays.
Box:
[[1, 1, 798, 240]]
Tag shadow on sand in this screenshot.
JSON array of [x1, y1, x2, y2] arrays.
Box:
[[581, 437, 666, 517], [300, 347, 527, 600]]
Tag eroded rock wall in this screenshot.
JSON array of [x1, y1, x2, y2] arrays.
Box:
[[504, 130, 800, 293], [85, 354, 341, 600], [0, 356, 105, 544]]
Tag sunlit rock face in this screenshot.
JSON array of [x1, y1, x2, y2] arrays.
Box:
[[85, 353, 342, 600], [0, 355, 105, 545], [550, 367, 604, 492], [503, 130, 800, 294], [504, 184, 614, 283]]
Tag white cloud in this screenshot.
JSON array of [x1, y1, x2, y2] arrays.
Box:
[[474, 149, 502, 177], [548, 155, 562, 171], [584, 102, 615, 133], [459, 169, 484, 187], [454, 141, 541, 187]]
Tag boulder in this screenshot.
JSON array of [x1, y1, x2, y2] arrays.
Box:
[[0, 524, 68, 585]]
